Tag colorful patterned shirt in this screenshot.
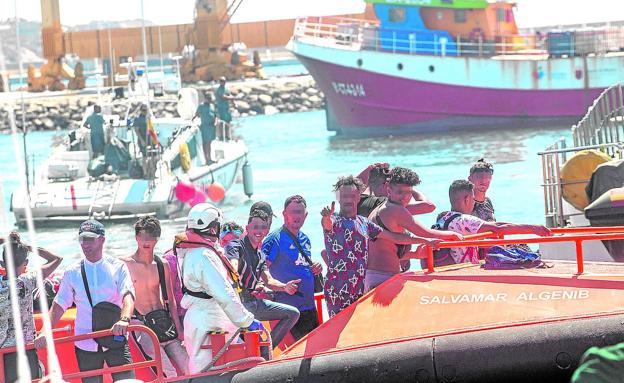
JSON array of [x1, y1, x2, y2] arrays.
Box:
[[442, 211, 485, 264], [323, 214, 382, 318], [0, 271, 38, 348]]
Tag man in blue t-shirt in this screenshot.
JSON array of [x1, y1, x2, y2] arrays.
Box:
[[262, 195, 323, 340]]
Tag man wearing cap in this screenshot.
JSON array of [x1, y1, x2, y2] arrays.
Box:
[[36, 220, 136, 383], [262, 195, 323, 341]]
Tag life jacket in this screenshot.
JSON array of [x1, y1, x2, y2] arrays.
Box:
[[165, 231, 242, 302], [420, 212, 462, 269]]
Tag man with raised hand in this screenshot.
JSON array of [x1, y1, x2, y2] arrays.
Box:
[[321, 176, 442, 317]]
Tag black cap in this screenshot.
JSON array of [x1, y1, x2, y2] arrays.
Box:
[[79, 219, 105, 237], [250, 201, 276, 218]]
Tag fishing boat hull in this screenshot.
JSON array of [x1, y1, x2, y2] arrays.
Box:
[[290, 39, 624, 136]]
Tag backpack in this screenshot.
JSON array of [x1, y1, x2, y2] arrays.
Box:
[[482, 245, 550, 270], [420, 212, 462, 269]]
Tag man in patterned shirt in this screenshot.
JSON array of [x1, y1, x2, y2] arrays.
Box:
[[1, 233, 62, 382], [320, 176, 441, 317], [438, 180, 552, 264]]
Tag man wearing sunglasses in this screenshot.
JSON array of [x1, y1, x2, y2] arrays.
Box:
[[122, 217, 188, 377], [225, 209, 300, 351], [36, 220, 136, 383]]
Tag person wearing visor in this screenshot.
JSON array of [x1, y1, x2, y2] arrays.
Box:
[[180, 203, 260, 373], [225, 209, 300, 352], [321, 176, 443, 317], [263, 195, 323, 340], [122, 217, 188, 377], [36, 220, 136, 383]]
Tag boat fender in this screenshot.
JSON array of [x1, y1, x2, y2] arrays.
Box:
[[242, 161, 254, 198], [560, 149, 611, 210], [180, 142, 192, 173], [206, 182, 226, 203]]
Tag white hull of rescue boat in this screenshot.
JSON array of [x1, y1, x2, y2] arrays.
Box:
[[11, 120, 249, 226]]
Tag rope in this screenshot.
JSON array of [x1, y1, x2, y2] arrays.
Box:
[[201, 328, 242, 373], [200, 326, 273, 373]]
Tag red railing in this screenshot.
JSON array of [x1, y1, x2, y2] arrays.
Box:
[[0, 325, 163, 383], [425, 226, 624, 275]]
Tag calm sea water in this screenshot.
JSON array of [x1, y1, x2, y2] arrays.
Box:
[[0, 110, 569, 269]]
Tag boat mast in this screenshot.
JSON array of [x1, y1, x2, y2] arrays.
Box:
[[14, 0, 29, 194], [140, 0, 150, 107]]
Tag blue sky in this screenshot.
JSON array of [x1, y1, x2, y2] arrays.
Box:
[[2, 0, 622, 28]]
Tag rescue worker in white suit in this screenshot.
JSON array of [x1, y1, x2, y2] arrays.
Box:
[[180, 203, 262, 373]]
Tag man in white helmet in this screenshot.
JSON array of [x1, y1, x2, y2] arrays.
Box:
[[180, 203, 259, 373]]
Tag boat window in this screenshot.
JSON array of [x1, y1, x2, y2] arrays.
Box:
[[389, 7, 406, 23], [454, 9, 466, 23], [496, 8, 506, 23]]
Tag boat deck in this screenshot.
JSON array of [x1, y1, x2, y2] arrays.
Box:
[[282, 260, 624, 359]]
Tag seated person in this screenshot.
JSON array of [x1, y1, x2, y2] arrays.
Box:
[[436, 180, 551, 265]]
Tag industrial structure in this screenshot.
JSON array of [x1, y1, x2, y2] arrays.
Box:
[[30, 0, 370, 92]]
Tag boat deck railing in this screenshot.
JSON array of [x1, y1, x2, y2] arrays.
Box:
[[424, 226, 624, 275], [293, 16, 624, 58], [0, 325, 164, 383], [539, 83, 624, 228]]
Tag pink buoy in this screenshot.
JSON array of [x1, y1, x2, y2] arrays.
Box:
[[206, 182, 226, 202], [189, 187, 207, 207], [175, 181, 196, 203]]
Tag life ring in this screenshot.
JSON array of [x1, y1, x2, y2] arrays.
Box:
[[179, 142, 192, 172]]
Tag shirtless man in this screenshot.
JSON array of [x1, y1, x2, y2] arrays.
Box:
[[122, 217, 188, 377], [357, 162, 436, 218], [366, 167, 462, 291]]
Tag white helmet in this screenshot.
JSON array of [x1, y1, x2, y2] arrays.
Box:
[[187, 203, 223, 237]]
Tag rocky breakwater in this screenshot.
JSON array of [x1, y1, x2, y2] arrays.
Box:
[[221, 79, 325, 118], [0, 76, 325, 133], [0, 96, 182, 133]]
